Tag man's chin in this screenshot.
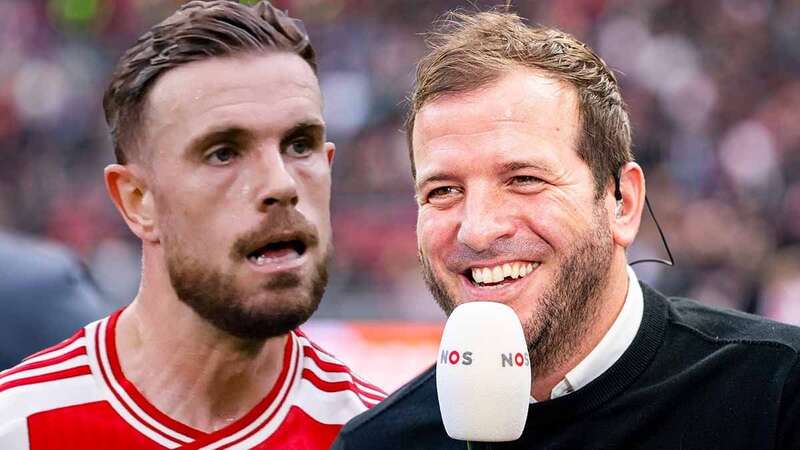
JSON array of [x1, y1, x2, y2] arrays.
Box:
[[169, 263, 328, 341], [213, 302, 318, 340], [183, 280, 321, 339]]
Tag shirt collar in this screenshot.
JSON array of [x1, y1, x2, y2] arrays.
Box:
[[531, 265, 644, 403]]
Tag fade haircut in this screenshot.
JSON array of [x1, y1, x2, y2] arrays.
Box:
[[103, 0, 316, 164], [407, 11, 633, 198]]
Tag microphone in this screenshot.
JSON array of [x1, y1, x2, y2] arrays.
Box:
[[436, 301, 531, 442]]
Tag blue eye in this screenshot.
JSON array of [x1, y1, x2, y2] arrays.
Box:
[[288, 140, 312, 157], [206, 146, 238, 165]]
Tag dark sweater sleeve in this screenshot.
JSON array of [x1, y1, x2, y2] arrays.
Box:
[[778, 354, 800, 449], [330, 434, 346, 450]]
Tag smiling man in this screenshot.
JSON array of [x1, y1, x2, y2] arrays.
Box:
[[0, 2, 384, 449], [333, 10, 800, 450]]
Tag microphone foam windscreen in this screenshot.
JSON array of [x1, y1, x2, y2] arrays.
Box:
[[436, 301, 531, 442]]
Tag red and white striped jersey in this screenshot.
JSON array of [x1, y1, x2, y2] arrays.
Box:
[[0, 311, 386, 449]]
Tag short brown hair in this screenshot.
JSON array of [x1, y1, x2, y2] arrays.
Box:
[[407, 11, 633, 197], [103, 0, 316, 164]]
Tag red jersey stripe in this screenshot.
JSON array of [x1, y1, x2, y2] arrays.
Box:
[[300, 346, 387, 396], [300, 367, 384, 401], [0, 365, 91, 393], [300, 368, 383, 408], [0, 346, 87, 381], [298, 342, 386, 394]]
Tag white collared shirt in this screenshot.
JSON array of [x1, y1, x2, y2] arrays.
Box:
[[531, 265, 644, 403]]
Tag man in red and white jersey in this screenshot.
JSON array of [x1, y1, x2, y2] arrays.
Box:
[[0, 316, 384, 449], [0, 1, 385, 448]]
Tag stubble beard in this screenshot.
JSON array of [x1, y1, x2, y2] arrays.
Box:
[[420, 205, 614, 378], [166, 241, 331, 342]]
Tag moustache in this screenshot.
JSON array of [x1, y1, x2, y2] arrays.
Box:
[[231, 207, 320, 259], [439, 237, 550, 272]]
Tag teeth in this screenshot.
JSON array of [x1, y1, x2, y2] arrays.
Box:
[[470, 261, 539, 285], [473, 267, 484, 283], [491, 266, 503, 283]]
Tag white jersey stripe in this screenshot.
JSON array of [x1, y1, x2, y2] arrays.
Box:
[[0, 418, 30, 450], [361, 396, 381, 406], [293, 378, 370, 425], [16, 337, 87, 366]]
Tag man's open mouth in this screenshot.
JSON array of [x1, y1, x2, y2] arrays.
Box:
[[464, 261, 540, 287], [247, 239, 307, 266]]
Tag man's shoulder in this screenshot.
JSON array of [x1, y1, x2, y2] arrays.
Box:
[[0, 327, 101, 425], [337, 365, 443, 441], [291, 329, 388, 425], [644, 283, 800, 354]]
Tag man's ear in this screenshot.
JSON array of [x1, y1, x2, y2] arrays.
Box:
[[104, 164, 159, 243], [611, 162, 645, 248], [325, 142, 335, 166]]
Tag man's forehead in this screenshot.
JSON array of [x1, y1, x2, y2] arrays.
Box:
[[150, 52, 319, 103], [413, 68, 578, 146], [144, 53, 322, 137]]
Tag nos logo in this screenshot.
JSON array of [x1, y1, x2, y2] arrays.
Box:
[[440, 350, 473, 366], [440, 351, 530, 367], [501, 352, 530, 367]]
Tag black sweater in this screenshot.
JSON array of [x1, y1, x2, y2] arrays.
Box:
[[332, 284, 800, 450]]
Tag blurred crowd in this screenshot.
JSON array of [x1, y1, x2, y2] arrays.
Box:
[[1, 0, 799, 324]]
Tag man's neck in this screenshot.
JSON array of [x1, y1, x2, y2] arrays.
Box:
[[531, 260, 630, 401], [115, 293, 287, 433]]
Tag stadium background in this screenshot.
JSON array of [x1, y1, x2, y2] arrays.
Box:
[[1, 0, 798, 390]]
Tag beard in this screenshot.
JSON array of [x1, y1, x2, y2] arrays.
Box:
[[420, 204, 614, 377], [164, 210, 330, 341]]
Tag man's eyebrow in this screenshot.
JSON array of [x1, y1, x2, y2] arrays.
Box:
[[415, 172, 458, 191], [187, 126, 251, 153], [280, 121, 325, 145], [185, 121, 325, 154], [500, 160, 552, 172]]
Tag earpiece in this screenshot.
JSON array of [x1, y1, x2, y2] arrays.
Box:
[[613, 171, 623, 218], [611, 166, 676, 268]]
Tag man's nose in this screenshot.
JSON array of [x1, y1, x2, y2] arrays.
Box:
[[456, 189, 515, 252], [255, 150, 299, 210]]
